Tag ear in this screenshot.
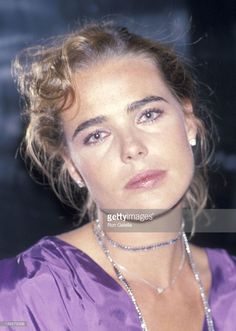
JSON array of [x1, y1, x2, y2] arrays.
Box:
[[182, 100, 198, 144], [62, 151, 85, 188]]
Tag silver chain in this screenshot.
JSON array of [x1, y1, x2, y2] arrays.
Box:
[[182, 232, 215, 331], [114, 237, 186, 294], [93, 218, 215, 331], [103, 227, 183, 252]]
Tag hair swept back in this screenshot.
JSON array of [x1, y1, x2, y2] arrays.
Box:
[[12, 19, 218, 237]]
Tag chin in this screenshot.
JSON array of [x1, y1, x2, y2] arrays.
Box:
[[106, 194, 182, 213], [99, 180, 189, 211]]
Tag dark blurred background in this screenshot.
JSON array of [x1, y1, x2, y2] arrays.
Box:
[[0, 0, 236, 259]]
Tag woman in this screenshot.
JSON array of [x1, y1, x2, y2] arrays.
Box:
[[0, 20, 235, 331]]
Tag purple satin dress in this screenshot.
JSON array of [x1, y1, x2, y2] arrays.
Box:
[[0, 235, 236, 330]]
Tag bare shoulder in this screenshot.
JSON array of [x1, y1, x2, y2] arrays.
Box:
[[56, 221, 106, 262], [56, 221, 116, 277], [189, 243, 209, 271], [56, 222, 96, 252], [189, 243, 212, 296]]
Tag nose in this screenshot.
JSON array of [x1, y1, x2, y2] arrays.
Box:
[[120, 133, 148, 163]]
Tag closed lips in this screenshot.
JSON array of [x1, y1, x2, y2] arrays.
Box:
[[124, 170, 166, 188]]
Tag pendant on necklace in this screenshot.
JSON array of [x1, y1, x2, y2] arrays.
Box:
[[156, 287, 165, 294]]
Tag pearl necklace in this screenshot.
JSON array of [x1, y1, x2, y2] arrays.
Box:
[[93, 218, 215, 331]]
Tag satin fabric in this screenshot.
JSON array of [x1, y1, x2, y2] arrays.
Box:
[[0, 235, 236, 331]]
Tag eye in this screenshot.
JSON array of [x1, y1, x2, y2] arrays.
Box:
[[83, 129, 109, 145], [137, 108, 163, 124]]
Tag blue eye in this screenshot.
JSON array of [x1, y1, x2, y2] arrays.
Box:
[[137, 108, 163, 124], [83, 130, 108, 145], [83, 108, 163, 146]]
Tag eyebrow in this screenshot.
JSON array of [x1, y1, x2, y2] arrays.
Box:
[[72, 95, 168, 140]]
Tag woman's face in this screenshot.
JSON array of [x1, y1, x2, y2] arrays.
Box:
[[61, 55, 197, 211]]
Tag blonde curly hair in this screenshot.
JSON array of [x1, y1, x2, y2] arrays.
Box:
[[12, 19, 217, 237]]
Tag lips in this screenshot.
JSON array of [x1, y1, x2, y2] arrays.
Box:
[[124, 169, 167, 189]]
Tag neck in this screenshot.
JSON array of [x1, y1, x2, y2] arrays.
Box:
[[96, 202, 187, 286]]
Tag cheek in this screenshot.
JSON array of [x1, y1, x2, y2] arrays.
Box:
[[159, 121, 194, 187], [164, 116, 192, 156], [169, 139, 194, 197], [73, 155, 111, 193]]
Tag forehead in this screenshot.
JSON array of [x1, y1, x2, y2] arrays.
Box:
[[64, 55, 176, 121], [82, 55, 171, 90]]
